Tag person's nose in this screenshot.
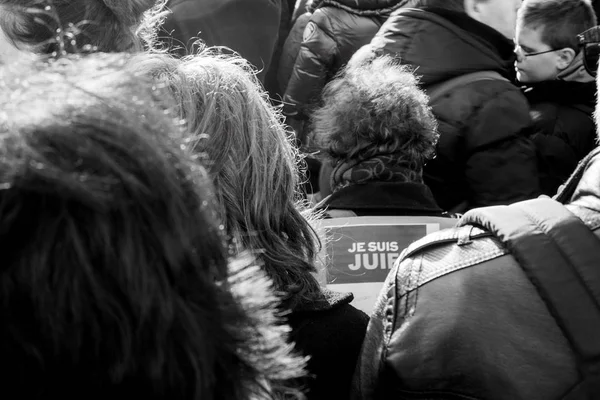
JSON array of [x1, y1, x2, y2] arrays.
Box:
[[514, 47, 525, 63]]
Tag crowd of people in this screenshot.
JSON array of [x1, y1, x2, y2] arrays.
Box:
[[1, 0, 600, 399]]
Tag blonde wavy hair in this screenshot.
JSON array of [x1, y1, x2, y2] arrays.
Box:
[[132, 49, 323, 310]]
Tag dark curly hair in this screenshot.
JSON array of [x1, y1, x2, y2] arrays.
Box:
[[312, 55, 438, 170], [0, 53, 305, 399]]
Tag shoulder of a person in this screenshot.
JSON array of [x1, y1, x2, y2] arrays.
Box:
[[391, 225, 510, 297], [454, 77, 527, 106], [531, 100, 594, 134], [442, 79, 530, 131]]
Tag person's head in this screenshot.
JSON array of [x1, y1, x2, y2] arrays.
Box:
[[132, 50, 323, 311], [312, 56, 438, 182], [0, 0, 163, 62], [401, 0, 522, 39], [0, 53, 305, 399], [515, 0, 597, 83]]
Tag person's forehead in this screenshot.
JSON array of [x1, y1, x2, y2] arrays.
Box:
[[516, 25, 546, 46]]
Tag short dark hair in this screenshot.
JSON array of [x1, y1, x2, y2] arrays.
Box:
[[312, 56, 438, 173], [0, 53, 305, 399], [518, 0, 598, 51]]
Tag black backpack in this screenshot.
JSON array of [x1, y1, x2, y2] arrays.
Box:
[[460, 197, 600, 399]]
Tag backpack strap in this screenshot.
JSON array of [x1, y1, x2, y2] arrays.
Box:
[[426, 70, 509, 104], [460, 198, 600, 397]]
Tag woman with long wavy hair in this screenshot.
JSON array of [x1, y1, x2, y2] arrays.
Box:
[[133, 49, 369, 400], [0, 52, 306, 400]]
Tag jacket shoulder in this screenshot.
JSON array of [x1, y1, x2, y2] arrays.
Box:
[[396, 225, 509, 294]]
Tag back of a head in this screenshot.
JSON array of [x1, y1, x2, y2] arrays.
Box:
[[312, 55, 438, 181], [0, 0, 163, 54], [518, 0, 597, 52], [133, 50, 323, 311], [0, 53, 305, 399]]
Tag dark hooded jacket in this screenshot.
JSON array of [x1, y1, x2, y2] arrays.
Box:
[[282, 0, 405, 121], [523, 80, 597, 195], [367, 7, 541, 211], [278, 0, 323, 94], [159, 0, 281, 83]]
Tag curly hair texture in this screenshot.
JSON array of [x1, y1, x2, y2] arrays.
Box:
[[0, 53, 305, 399], [0, 0, 166, 54], [312, 56, 438, 170], [131, 50, 323, 311]]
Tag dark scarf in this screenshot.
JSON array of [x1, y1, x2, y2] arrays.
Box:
[[331, 154, 422, 192]]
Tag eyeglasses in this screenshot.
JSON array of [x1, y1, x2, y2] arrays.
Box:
[[514, 45, 559, 61]]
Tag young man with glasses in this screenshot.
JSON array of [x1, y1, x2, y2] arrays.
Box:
[[515, 0, 598, 195]]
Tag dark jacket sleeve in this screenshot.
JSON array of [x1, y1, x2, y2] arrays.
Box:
[[529, 103, 597, 195], [282, 9, 338, 119], [289, 304, 369, 399], [426, 81, 541, 210], [161, 0, 282, 83], [465, 86, 541, 208], [278, 12, 312, 94]]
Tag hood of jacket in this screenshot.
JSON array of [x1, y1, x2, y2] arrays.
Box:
[[319, 0, 406, 14], [370, 7, 516, 85]]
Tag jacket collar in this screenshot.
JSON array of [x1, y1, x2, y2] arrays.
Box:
[[323, 181, 443, 214], [523, 80, 596, 108], [376, 8, 515, 85], [422, 7, 515, 62], [293, 288, 354, 313]]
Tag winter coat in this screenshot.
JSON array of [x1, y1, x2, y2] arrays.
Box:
[[278, 0, 322, 94], [352, 148, 600, 400], [523, 80, 597, 195], [282, 0, 403, 120], [160, 0, 282, 83], [321, 181, 445, 217], [367, 7, 541, 210], [289, 289, 369, 399]]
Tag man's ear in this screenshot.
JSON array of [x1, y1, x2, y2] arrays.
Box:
[[464, 0, 481, 20], [556, 47, 577, 70]]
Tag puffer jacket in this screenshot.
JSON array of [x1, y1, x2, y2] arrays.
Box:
[[368, 7, 541, 210], [282, 0, 405, 120], [352, 148, 600, 400], [523, 80, 597, 195], [278, 0, 323, 94]]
